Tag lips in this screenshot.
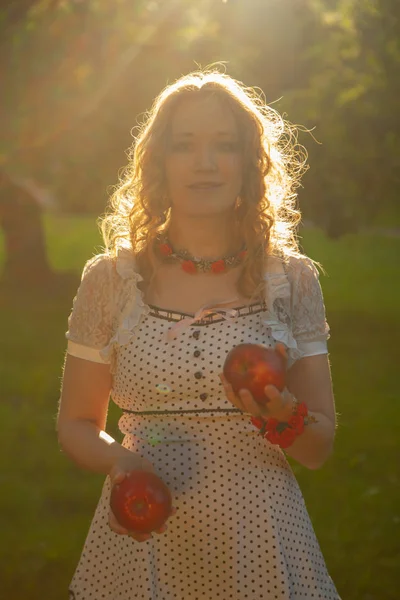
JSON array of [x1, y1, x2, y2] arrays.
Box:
[[187, 182, 223, 189]]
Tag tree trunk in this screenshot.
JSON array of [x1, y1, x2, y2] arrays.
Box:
[[0, 171, 53, 286]]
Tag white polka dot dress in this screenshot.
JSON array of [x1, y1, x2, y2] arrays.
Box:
[[68, 301, 340, 600]]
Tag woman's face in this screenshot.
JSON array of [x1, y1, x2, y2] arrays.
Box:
[[164, 94, 243, 218]]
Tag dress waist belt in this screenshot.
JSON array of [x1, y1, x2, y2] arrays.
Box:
[[122, 408, 243, 415]]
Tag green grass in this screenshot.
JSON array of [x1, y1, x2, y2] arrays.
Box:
[[0, 214, 399, 599]]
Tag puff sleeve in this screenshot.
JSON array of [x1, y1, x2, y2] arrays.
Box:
[[290, 257, 330, 358], [65, 254, 114, 364]]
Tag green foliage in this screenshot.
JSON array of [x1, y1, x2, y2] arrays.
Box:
[[283, 0, 400, 234], [0, 214, 399, 598], [0, 0, 399, 226]]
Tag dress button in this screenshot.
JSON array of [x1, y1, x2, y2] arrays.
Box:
[[193, 330, 200, 340], [200, 393, 208, 401], [194, 350, 201, 358], [194, 371, 203, 380]]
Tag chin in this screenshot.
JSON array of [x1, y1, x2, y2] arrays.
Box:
[[183, 208, 234, 220], [177, 197, 237, 214]]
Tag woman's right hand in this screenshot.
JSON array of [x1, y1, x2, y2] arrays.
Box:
[[108, 453, 177, 543]]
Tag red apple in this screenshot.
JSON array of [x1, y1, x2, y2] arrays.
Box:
[[223, 343, 286, 406], [110, 470, 173, 534]]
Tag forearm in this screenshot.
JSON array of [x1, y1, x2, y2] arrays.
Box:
[[57, 419, 134, 474], [283, 410, 335, 470]]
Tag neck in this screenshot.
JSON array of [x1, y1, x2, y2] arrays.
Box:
[[166, 213, 242, 259]]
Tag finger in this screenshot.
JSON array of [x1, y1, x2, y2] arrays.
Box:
[[109, 466, 127, 485], [263, 384, 282, 402], [238, 388, 267, 419], [263, 385, 293, 421], [155, 523, 168, 534], [219, 375, 245, 411], [275, 342, 288, 364], [129, 532, 153, 542], [108, 510, 130, 535], [109, 522, 129, 535], [274, 341, 287, 354]]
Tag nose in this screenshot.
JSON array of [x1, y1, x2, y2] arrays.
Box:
[[194, 146, 217, 171]]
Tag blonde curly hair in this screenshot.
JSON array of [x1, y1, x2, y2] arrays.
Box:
[[100, 67, 308, 302]]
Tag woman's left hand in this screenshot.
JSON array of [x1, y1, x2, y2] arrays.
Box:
[[219, 343, 294, 423]]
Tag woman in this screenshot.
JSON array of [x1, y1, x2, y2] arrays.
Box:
[[58, 69, 340, 599]]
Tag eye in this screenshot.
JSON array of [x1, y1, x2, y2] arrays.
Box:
[[171, 141, 193, 152], [217, 141, 239, 152]]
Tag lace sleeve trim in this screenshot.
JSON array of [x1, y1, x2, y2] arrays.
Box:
[[65, 253, 113, 354], [99, 247, 150, 372], [261, 255, 301, 365], [261, 254, 330, 366], [290, 256, 330, 343]]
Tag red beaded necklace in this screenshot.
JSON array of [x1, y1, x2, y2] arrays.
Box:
[[157, 235, 248, 275]]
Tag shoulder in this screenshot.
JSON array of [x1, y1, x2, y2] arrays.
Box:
[[265, 249, 313, 271], [81, 252, 114, 278], [82, 247, 144, 306], [81, 248, 140, 283], [283, 252, 323, 285], [264, 250, 324, 296], [77, 253, 122, 298]]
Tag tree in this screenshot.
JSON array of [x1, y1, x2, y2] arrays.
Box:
[[1, 0, 399, 245], [282, 0, 400, 235], [0, 171, 53, 284], [0, 0, 222, 212]]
